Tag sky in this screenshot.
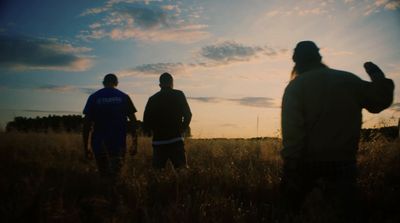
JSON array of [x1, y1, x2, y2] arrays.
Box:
[[0, 0, 399, 138]]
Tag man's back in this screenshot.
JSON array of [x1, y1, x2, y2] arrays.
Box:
[[282, 67, 394, 162], [84, 88, 135, 136], [82, 73, 138, 178], [144, 88, 192, 141]]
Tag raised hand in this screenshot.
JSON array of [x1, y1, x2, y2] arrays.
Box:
[[364, 62, 385, 82]]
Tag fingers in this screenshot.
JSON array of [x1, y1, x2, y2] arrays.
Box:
[[363, 61, 385, 81], [363, 61, 375, 70], [363, 62, 380, 73]]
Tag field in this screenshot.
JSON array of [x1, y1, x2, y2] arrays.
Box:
[[0, 132, 399, 223]]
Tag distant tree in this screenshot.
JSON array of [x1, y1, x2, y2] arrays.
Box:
[[6, 115, 146, 135], [6, 115, 84, 132]]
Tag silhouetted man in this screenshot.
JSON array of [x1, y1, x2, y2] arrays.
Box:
[[281, 41, 394, 219], [143, 72, 192, 169], [83, 73, 138, 178]]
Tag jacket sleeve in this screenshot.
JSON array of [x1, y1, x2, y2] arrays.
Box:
[[181, 92, 192, 130], [83, 95, 95, 121], [143, 98, 154, 135], [281, 81, 306, 161], [360, 78, 394, 113]]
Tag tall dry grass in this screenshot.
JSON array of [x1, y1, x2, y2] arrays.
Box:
[[0, 132, 399, 222]]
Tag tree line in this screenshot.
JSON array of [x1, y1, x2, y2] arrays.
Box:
[[5, 115, 396, 140], [5, 115, 192, 137]]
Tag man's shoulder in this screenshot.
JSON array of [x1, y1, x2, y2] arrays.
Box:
[[327, 68, 361, 80], [172, 89, 185, 96], [149, 91, 161, 100], [89, 88, 103, 97], [112, 88, 129, 96], [297, 68, 362, 83], [150, 89, 185, 98], [88, 88, 132, 105], [97, 88, 129, 97]]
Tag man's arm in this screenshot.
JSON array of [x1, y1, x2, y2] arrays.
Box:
[[181, 92, 192, 134], [361, 62, 394, 113], [126, 96, 138, 156], [82, 116, 93, 159], [281, 81, 306, 166], [128, 113, 138, 156], [143, 98, 153, 136]]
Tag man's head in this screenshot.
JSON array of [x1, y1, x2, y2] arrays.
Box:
[[292, 41, 322, 64], [291, 41, 327, 79], [103, 73, 118, 88], [159, 72, 173, 89]]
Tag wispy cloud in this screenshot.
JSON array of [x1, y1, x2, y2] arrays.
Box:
[[266, 2, 330, 18], [79, 1, 210, 43], [230, 97, 276, 108], [187, 97, 221, 103], [188, 96, 277, 108], [119, 62, 188, 76], [37, 84, 96, 95], [38, 84, 75, 92], [198, 41, 287, 65], [266, 0, 399, 18], [0, 35, 93, 72], [80, 0, 162, 16], [220, 123, 239, 128], [118, 41, 287, 76], [384, 1, 400, 10], [344, 0, 400, 16]]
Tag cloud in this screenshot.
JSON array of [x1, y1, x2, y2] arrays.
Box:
[[79, 1, 210, 43], [80, 6, 110, 16], [0, 35, 93, 72], [108, 24, 210, 43], [384, 1, 400, 10], [266, 6, 329, 17], [118, 41, 287, 76], [119, 62, 188, 76], [118, 5, 170, 29], [80, 0, 162, 16], [200, 41, 264, 63], [220, 123, 239, 128], [188, 96, 276, 108], [37, 84, 96, 95], [198, 41, 287, 65], [352, 0, 400, 16], [38, 84, 75, 92], [229, 97, 276, 108], [187, 97, 221, 103]]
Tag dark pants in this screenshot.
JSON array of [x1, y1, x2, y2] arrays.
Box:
[[152, 141, 187, 169], [94, 144, 125, 179], [280, 161, 360, 221]]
